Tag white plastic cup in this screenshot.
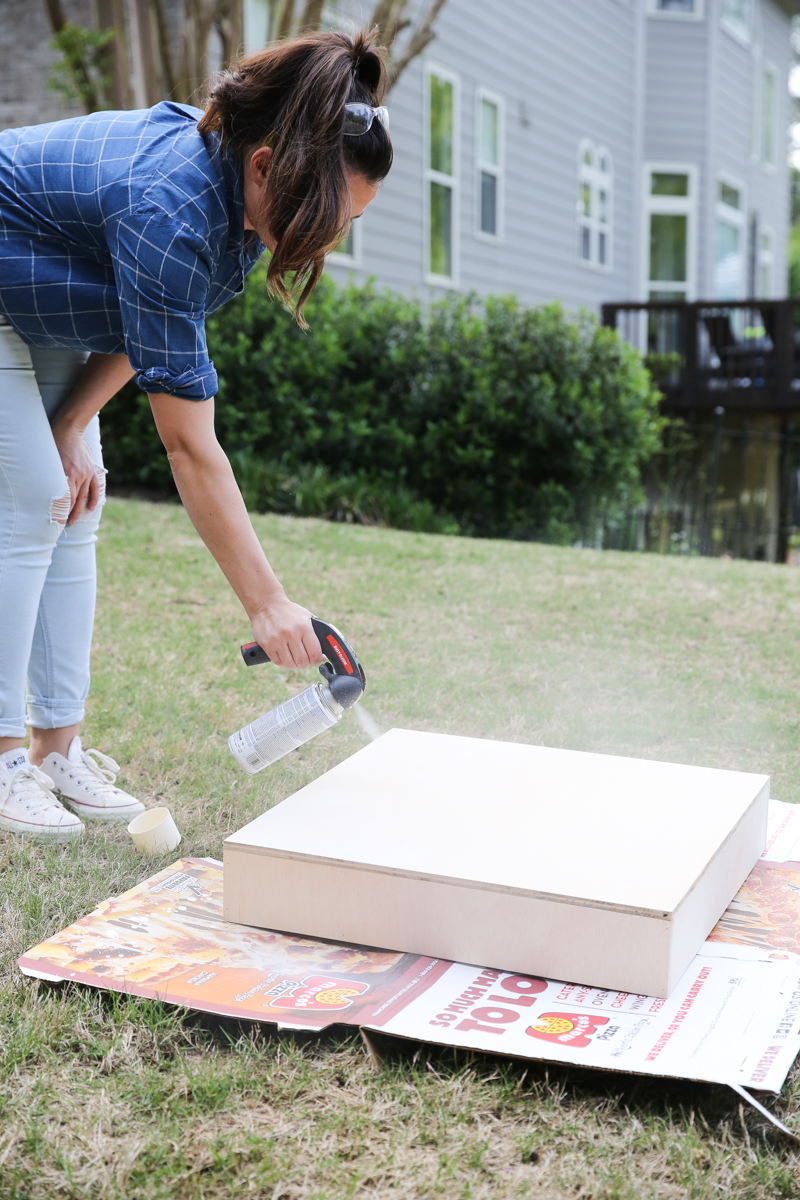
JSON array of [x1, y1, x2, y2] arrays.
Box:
[[127, 807, 181, 855]]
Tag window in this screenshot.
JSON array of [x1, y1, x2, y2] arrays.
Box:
[[426, 66, 459, 283], [714, 178, 746, 300], [721, 0, 752, 43], [643, 165, 696, 301], [577, 142, 613, 270], [475, 90, 503, 240], [758, 228, 774, 297], [648, 0, 704, 18], [762, 64, 777, 166], [327, 216, 362, 267]]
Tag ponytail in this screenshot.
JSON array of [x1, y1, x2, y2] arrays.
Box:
[[199, 30, 393, 325]]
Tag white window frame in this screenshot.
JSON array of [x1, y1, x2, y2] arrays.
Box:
[[424, 62, 460, 287], [327, 213, 363, 268], [714, 172, 747, 300], [761, 61, 778, 171], [577, 140, 613, 273], [641, 162, 698, 302], [758, 225, 775, 298], [474, 87, 504, 244], [647, 0, 705, 21], [720, 0, 753, 46]]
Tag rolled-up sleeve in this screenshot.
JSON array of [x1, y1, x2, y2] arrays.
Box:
[[109, 202, 218, 400]]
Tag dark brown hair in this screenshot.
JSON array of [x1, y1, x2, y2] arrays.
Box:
[[198, 29, 392, 324]]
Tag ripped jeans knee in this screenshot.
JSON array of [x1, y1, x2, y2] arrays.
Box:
[[48, 467, 107, 528]]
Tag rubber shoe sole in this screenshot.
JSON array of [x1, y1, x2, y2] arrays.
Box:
[[0, 812, 84, 841], [58, 794, 145, 823]]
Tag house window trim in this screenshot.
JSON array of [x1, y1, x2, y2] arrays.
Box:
[[424, 61, 460, 287], [474, 86, 505, 245], [720, 0, 753, 47], [641, 161, 698, 302], [647, 0, 705, 22], [577, 139, 614, 274], [327, 213, 363, 268], [760, 60, 778, 172], [714, 172, 747, 301], [758, 225, 775, 298]]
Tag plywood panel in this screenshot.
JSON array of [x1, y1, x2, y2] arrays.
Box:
[[224, 730, 769, 996]]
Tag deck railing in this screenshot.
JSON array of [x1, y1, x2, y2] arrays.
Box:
[[601, 298, 800, 413]]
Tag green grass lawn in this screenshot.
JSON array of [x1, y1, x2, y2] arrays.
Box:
[[3, 495, 800, 1199]]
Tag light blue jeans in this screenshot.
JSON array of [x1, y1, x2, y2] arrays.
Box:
[[0, 320, 105, 737]]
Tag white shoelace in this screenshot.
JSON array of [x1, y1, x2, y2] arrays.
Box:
[[76, 748, 121, 792], [9, 765, 65, 816]]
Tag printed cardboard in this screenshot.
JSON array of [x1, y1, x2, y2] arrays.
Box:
[[222, 729, 769, 997]]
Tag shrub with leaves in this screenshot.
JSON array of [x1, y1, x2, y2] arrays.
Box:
[[102, 270, 664, 541]]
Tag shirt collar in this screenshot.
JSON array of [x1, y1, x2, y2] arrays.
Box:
[[207, 129, 264, 263]]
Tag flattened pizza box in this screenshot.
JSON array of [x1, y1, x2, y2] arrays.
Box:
[[223, 729, 769, 998]]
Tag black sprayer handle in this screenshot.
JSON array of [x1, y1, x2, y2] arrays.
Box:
[[241, 617, 366, 692]]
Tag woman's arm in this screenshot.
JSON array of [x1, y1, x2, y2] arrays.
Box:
[[51, 353, 135, 525], [148, 392, 323, 670]]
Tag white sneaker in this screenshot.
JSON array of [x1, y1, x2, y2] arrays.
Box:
[[39, 737, 145, 823], [0, 748, 84, 841]]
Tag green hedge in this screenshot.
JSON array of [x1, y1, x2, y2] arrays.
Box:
[[101, 269, 664, 541]]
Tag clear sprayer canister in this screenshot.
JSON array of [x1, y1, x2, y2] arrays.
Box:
[[228, 680, 344, 775]]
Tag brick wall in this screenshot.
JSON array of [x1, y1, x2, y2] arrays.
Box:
[[1, 0, 92, 131]]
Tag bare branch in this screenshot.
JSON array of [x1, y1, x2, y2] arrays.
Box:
[[216, 0, 244, 65], [370, 0, 409, 52], [43, 0, 66, 32], [386, 0, 447, 89]]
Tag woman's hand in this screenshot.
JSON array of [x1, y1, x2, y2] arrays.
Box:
[[51, 419, 100, 525], [251, 595, 325, 669], [48, 353, 134, 526]]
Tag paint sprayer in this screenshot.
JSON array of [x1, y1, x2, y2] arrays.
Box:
[[228, 618, 366, 775]]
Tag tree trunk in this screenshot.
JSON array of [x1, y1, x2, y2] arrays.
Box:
[[298, 0, 324, 31], [43, 0, 102, 112], [96, 0, 133, 108], [149, 0, 177, 97], [131, 0, 163, 104], [179, 0, 219, 104], [216, 0, 243, 68], [275, 0, 295, 40]]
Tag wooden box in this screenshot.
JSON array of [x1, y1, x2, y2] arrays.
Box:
[[223, 729, 769, 997]]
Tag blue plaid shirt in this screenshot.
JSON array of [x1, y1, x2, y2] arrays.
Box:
[[0, 102, 264, 400]]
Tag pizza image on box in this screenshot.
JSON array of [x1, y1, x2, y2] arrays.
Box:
[[526, 1011, 609, 1048], [265, 975, 370, 1011]]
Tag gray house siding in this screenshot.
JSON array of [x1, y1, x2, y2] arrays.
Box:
[[331, 0, 794, 311], [330, 0, 642, 311]]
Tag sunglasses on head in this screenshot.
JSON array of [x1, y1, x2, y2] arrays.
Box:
[[343, 103, 390, 136]]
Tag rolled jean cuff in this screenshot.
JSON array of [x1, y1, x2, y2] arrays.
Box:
[[25, 696, 85, 730], [0, 715, 28, 738]]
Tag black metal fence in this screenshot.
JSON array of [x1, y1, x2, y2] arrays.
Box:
[[580, 416, 800, 563], [601, 299, 800, 413], [594, 300, 800, 562]]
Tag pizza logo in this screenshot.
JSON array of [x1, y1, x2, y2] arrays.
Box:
[[526, 1011, 609, 1048], [267, 975, 370, 1011]]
